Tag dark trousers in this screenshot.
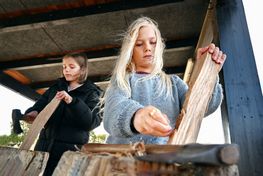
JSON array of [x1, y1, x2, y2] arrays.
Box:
[[34, 139, 81, 176]]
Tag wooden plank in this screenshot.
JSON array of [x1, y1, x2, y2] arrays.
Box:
[[168, 52, 220, 144], [217, 0, 263, 175], [19, 96, 60, 150], [195, 0, 216, 50], [0, 146, 48, 176], [183, 0, 216, 84]]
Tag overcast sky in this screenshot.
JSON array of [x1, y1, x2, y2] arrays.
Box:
[[243, 0, 263, 92]]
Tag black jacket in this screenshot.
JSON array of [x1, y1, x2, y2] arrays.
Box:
[[25, 77, 102, 146]]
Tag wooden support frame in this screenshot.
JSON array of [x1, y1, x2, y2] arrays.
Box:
[[217, 0, 263, 175]]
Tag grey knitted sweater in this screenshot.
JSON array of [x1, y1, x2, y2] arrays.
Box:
[[103, 73, 223, 144]]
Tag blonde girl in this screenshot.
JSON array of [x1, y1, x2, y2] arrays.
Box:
[[103, 17, 226, 144]]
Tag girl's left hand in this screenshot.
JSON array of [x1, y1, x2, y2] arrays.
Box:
[[56, 91, 73, 104], [196, 43, 227, 70]]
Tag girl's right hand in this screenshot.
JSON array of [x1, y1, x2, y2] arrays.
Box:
[[24, 110, 38, 123], [133, 106, 172, 136]]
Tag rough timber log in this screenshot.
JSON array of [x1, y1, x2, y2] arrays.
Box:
[[0, 146, 48, 176], [53, 143, 239, 176], [168, 52, 221, 145], [81, 143, 240, 166]]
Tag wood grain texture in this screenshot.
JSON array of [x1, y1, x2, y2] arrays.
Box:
[[217, 0, 263, 175], [53, 150, 239, 176], [168, 52, 220, 144], [19, 96, 60, 150], [81, 143, 240, 166], [53, 151, 136, 176], [0, 146, 48, 176]]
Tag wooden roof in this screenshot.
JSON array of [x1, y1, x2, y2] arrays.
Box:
[[0, 0, 209, 100]]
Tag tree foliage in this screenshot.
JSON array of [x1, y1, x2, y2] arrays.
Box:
[[0, 134, 24, 147], [89, 131, 106, 143], [0, 129, 106, 148]]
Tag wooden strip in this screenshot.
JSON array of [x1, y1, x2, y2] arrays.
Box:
[[168, 52, 220, 144], [19, 97, 61, 150]]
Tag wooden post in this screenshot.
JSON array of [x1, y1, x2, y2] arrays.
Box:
[[19, 97, 60, 150], [217, 0, 263, 175], [168, 52, 220, 144], [183, 58, 194, 83]]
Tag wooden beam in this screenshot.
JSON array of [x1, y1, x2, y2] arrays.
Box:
[[0, 70, 40, 101], [0, 45, 119, 70], [0, 38, 196, 71], [0, 0, 181, 28], [168, 52, 220, 144], [0, 0, 117, 20], [3, 70, 31, 84], [217, 0, 263, 175]]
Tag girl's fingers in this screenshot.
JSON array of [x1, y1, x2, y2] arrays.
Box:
[[147, 109, 172, 135], [208, 43, 216, 53], [149, 108, 170, 125]]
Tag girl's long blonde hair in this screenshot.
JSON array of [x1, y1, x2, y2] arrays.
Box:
[[108, 16, 173, 98]]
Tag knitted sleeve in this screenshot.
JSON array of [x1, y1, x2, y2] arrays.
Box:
[[103, 82, 143, 138], [171, 75, 188, 109], [205, 76, 223, 116]]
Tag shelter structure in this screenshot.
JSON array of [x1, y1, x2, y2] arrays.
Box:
[[0, 0, 262, 175]]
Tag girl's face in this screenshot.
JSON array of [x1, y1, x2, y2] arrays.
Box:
[[132, 25, 156, 73], [62, 57, 81, 83]]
